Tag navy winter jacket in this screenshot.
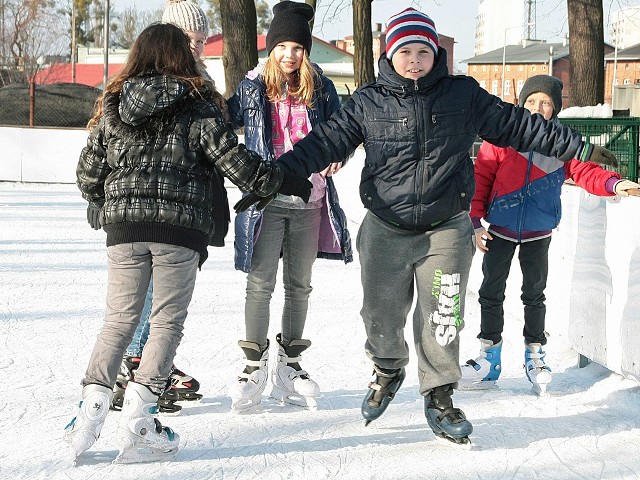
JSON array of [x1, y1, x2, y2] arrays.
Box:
[[275, 49, 586, 232], [228, 67, 353, 272]]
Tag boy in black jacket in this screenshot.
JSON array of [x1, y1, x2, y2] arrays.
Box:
[[236, 8, 616, 444]]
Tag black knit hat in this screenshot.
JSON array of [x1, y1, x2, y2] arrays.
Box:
[[266, 1, 314, 54], [518, 75, 563, 118]]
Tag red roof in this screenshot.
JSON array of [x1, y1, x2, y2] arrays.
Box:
[[203, 34, 351, 58], [35, 63, 124, 88]]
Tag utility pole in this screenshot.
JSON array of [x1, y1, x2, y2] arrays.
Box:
[[103, 0, 109, 89], [71, 1, 76, 83]]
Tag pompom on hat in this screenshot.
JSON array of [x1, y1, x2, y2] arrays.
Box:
[[385, 8, 439, 60], [162, 0, 209, 36], [518, 75, 564, 118], [266, 1, 315, 54]]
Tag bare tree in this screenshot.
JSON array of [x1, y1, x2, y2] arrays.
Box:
[[220, 0, 257, 97], [1, 0, 66, 84], [353, 0, 374, 86], [205, 0, 271, 34], [567, 0, 604, 106]]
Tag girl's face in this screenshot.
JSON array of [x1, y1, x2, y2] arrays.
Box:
[[272, 41, 305, 74], [186, 31, 206, 60], [524, 92, 554, 120], [391, 42, 435, 80]]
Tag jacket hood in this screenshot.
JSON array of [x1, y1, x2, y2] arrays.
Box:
[[119, 75, 188, 127], [377, 46, 449, 94]]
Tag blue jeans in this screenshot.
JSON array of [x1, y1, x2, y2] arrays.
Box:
[[125, 279, 153, 357]]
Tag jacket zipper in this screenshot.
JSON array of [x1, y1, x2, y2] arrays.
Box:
[[415, 80, 424, 228], [517, 152, 534, 242]]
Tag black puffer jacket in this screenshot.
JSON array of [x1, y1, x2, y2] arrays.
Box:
[[276, 49, 584, 231], [76, 74, 283, 264]]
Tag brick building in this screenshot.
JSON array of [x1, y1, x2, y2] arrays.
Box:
[[605, 43, 640, 106]]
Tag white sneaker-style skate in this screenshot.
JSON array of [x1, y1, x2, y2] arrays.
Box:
[[459, 339, 502, 390], [64, 384, 113, 461], [114, 381, 180, 464], [271, 334, 319, 409], [524, 343, 552, 396], [230, 340, 269, 412]]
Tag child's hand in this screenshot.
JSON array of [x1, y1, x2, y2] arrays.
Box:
[[475, 228, 492, 253], [613, 179, 640, 197], [320, 162, 342, 177]]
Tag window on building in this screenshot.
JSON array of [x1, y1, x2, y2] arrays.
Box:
[[482, 65, 486, 72], [624, 78, 631, 85], [503, 80, 511, 96], [517, 79, 524, 95], [519, 65, 524, 71], [491, 80, 498, 95], [614, 78, 619, 85], [494, 66, 499, 72], [507, 65, 511, 71], [532, 65, 536, 71], [473, 66, 477, 72], [480, 80, 487, 90], [542, 65, 546, 71]]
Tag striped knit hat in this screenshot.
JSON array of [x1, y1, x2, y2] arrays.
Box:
[[385, 8, 439, 60], [162, 0, 208, 36]]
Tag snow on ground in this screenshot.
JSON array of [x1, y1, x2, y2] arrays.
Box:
[[1, 164, 640, 479]]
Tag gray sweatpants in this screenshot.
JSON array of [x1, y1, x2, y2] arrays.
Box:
[[82, 242, 199, 394], [356, 211, 475, 395]]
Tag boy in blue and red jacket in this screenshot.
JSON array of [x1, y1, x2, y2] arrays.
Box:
[[460, 75, 640, 395]]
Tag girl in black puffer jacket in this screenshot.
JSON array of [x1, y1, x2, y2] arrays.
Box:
[[65, 22, 310, 464]]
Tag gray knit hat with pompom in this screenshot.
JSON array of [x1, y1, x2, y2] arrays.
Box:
[[162, 0, 208, 36]]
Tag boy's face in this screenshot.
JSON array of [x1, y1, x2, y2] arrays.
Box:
[[391, 43, 435, 80], [271, 41, 305, 74], [524, 92, 554, 120], [186, 31, 206, 60]]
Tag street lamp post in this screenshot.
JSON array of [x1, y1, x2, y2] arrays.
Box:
[[501, 22, 535, 100], [103, 0, 109, 89]]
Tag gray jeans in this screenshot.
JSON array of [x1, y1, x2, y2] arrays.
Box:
[[82, 242, 199, 394], [356, 212, 475, 394], [245, 205, 322, 350]]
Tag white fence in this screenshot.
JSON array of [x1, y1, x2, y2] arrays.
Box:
[[1, 125, 639, 381]]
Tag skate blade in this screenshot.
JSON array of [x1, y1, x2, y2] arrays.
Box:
[[177, 392, 203, 402], [270, 387, 318, 409], [457, 380, 498, 391], [532, 383, 549, 396], [434, 432, 472, 449], [231, 396, 263, 413], [113, 445, 179, 464]]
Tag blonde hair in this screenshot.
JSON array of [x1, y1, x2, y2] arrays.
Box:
[[262, 50, 319, 107]]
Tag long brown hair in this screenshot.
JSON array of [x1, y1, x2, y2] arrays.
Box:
[[88, 23, 212, 128], [262, 48, 319, 107]]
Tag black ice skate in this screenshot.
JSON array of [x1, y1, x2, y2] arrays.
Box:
[[169, 365, 203, 402], [111, 356, 182, 414], [361, 366, 405, 426], [424, 384, 472, 445]]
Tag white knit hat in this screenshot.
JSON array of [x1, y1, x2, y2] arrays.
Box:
[[162, 0, 209, 35]]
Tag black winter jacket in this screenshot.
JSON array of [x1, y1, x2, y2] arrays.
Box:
[[275, 49, 585, 231], [76, 74, 284, 264]]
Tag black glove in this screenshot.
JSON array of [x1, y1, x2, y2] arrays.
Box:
[[579, 142, 618, 168], [234, 192, 276, 213], [86, 204, 101, 230], [233, 173, 312, 213]]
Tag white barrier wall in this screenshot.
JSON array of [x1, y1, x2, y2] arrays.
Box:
[[2, 126, 639, 380], [0, 126, 87, 183]]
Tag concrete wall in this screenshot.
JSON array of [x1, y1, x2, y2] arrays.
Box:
[[2, 126, 639, 381]]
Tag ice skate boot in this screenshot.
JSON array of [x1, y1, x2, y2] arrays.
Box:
[[230, 340, 269, 412], [524, 342, 552, 396], [424, 383, 473, 445], [63, 384, 113, 461], [459, 339, 502, 390], [114, 381, 180, 464], [271, 334, 319, 409], [169, 365, 202, 402], [361, 365, 406, 426], [110, 356, 181, 414]]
